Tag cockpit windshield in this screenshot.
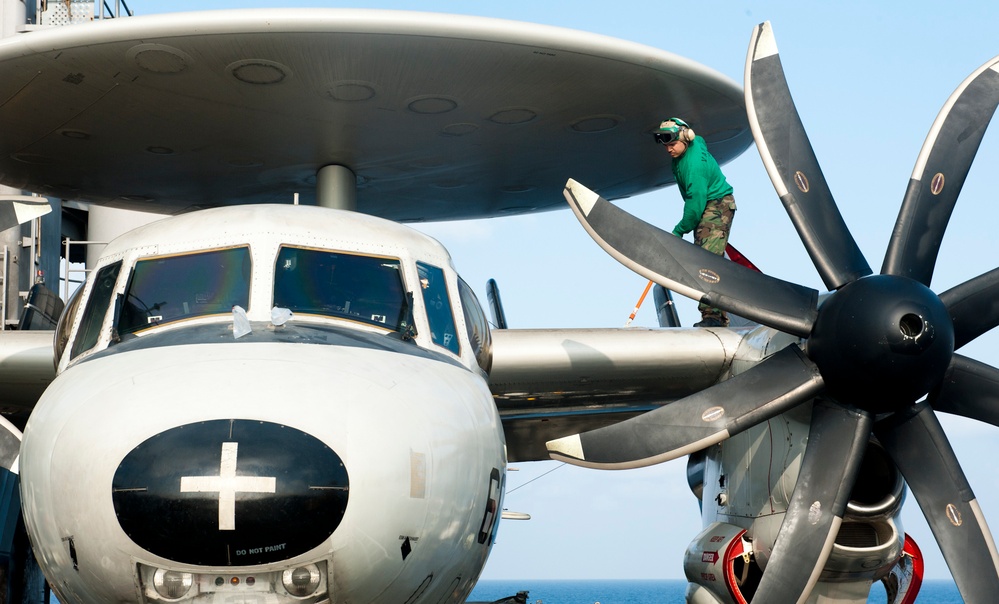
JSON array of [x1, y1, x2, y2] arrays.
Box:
[[118, 247, 252, 336], [273, 246, 407, 331]]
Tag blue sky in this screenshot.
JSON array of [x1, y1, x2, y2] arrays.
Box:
[[136, 0, 999, 584]]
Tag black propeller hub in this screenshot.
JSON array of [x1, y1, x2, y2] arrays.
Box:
[[807, 275, 954, 412]]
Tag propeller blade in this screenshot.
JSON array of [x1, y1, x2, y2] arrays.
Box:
[[0, 195, 51, 232], [931, 354, 999, 427], [754, 400, 872, 603], [563, 179, 818, 337], [546, 345, 824, 469], [881, 56, 999, 285], [874, 403, 999, 601], [745, 21, 872, 291], [939, 266, 999, 349]]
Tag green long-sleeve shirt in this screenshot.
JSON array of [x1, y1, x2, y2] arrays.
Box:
[[670, 136, 734, 236]]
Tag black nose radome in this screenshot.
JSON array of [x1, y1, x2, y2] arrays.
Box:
[[112, 419, 349, 566]]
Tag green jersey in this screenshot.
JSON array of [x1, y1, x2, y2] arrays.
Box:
[[670, 136, 734, 236]]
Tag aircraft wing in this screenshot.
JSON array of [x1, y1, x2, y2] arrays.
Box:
[[489, 327, 746, 461], [0, 331, 56, 423], [0, 9, 750, 221]]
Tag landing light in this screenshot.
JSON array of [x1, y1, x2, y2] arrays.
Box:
[[139, 561, 328, 603], [152, 568, 194, 600], [282, 564, 322, 597]]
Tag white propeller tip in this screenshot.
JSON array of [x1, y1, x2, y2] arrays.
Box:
[[546, 433, 584, 461], [563, 179, 600, 216]]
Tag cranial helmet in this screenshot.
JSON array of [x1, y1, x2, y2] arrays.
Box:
[[654, 117, 696, 145]]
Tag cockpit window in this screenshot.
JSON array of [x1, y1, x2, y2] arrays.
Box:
[[71, 260, 122, 359], [55, 286, 84, 363], [458, 277, 491, 371], [118, 247, 251, 336], [273, 246, 406, 330], [417, 262, 459, 355]]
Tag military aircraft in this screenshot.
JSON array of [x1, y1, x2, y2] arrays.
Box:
[[0, 6, 751, 603], [0, 4, 998, 604]]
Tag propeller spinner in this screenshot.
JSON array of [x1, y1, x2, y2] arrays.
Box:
[[549, 21, 999, 602]]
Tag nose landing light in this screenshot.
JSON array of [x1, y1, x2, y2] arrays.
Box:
[[138, 561, 329, 603], [152, 568, 193, 599], [113, 419, 349, 566]]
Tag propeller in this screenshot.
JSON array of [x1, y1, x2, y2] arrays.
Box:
[[547, 344, 824, 468], [0, 195, 51, 232], [549, 20, 999, 602], [752, 400, 872, 602], [881, 55, 999, 285], [744, 22, 872, 291], [563, 178, 817, 336]]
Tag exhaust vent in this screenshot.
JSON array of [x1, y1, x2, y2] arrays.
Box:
[[835, 521, 894, 549]]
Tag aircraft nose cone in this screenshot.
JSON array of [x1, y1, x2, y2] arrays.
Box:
[[112, 419, 349, 566]]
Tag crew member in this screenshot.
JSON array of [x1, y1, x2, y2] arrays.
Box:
[[654, 117, 736, 328]]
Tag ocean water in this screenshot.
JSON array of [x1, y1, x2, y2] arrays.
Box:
[[468, 579, 964, 603]]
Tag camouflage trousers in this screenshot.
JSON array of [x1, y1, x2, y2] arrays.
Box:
[[694, 194, 736, 324]]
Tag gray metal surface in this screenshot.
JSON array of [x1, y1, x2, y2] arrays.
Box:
[[489, 326, 746, 461], [545, 344, 825, 469], [0, 9, 751, 220], [0, 331, 54, 420]]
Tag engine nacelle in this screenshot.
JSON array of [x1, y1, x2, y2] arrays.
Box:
[[845, 440, 905, 520], [821, 517, 905, 583], [821, 440, 906, 583], [683, 522, 755, 604], [692, 407, 913, 602]]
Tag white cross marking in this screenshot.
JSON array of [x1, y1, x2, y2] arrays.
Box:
[[180, 442, 276, 531]]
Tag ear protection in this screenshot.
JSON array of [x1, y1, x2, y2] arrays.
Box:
[[653, 118, 696, 145], [669, 117, 696, 143]]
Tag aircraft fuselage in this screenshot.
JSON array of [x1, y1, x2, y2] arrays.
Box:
[[19, 204, 505, 603]]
